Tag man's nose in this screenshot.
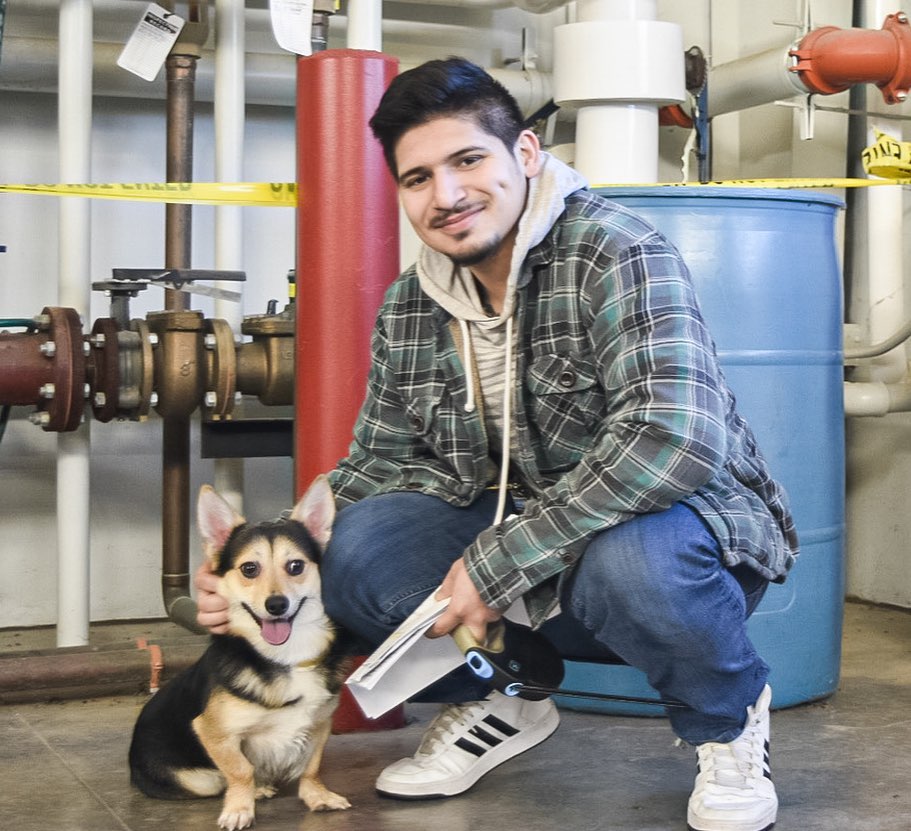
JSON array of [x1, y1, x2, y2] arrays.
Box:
[[432, 170, 466, 209]]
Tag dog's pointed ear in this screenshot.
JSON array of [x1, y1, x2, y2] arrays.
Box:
[[197, 485, 246, 562], [289, 474, 336, 548]]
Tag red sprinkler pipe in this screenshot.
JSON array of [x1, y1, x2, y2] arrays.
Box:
[[294, 50, 399, 492], [790, 12, 911, 104]]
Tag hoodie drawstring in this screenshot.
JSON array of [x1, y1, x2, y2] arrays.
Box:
[[460, 314, 514, 525], [493, 315, 514, 525], [458, 318, 476, 414]]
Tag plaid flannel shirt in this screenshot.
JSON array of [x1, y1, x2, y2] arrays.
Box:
[[330, 190, 799, 627]]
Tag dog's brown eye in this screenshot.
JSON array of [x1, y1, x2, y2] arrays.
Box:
[[240, 562, 260, 578], [286, 560, 305, 576]]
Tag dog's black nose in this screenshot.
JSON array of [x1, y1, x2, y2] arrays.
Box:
[[265, 594, 290, 617]]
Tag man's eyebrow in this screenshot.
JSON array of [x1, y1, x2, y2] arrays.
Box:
[[397, 145, 488, 184]]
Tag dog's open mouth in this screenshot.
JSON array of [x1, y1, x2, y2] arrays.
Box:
[[243, 600, 304, 646]]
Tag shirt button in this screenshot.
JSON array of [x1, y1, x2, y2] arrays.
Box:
[[557, 370, 576, 388], [410, 415, 425, 432], [559, 551, 575, 564]]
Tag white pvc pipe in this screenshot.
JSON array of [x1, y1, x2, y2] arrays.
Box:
[[553, 0, 683, 184], [213, 0, 246, 511], [576, 104, 658, 184], [346, 0, 383, 51], [863, 0, 906, 384], [56, 0, 93, 648], [864, 122, 906, 384]]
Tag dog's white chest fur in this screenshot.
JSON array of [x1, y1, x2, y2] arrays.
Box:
[[220, 667, 339, 785]]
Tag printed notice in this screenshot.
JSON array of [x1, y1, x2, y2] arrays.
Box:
[[117, 3, 185, 82], [270, 0, 314, 56]]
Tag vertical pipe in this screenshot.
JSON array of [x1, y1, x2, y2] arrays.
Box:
[[864, 0, 905, 383], [161, 51, 202, 632], [553, 0, 683, 184], [213, 0, 246, 510], [345, 0, 383, 51], [293, 50, 398, 493], [56, 0, 92, 648]]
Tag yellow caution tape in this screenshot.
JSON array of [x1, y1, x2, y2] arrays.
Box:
[[862, 130, 911, 179], [2, 145, 911, 209], [0, 181, 297, 207]]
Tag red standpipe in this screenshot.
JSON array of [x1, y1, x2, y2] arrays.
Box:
[[295, 49, 399, 490], [791, 12, 911, 104], [295, 50, 403, 733]]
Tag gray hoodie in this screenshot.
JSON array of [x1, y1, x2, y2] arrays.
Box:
[[412, 153, 588, 501]]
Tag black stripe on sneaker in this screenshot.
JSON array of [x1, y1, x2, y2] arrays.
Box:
[[483, 714, 519, 737], [455, 737, 486, 757], [470, 725, 503, 747]]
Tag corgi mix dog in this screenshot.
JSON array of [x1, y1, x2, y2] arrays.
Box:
[[129, 475, 353, 830]]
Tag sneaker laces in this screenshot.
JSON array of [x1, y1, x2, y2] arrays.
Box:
[[416, 701, 485, 756], [696, 710, 767, 791]]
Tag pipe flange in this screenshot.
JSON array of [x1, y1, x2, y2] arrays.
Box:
[[89, 318, 120, 423], [38, 307, 86, 432], [203, 318, 237, 421], [129, 318, 156, 419]]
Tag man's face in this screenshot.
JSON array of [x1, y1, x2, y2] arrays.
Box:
[[394, 116, 541, 270]]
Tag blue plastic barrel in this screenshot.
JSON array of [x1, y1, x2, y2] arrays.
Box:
[[558, 187, 845, 713]]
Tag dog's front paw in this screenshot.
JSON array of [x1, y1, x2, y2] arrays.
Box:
[[218, 800, 255, 830], [299, 780, 351, 812]]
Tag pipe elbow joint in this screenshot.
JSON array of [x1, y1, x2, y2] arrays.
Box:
[[790, 14, 911, 104]]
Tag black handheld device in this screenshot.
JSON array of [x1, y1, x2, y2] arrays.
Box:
[[452, 618, 565, 700]]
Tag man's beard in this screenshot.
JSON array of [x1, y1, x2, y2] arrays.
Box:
[[446, 232, 504, 267]]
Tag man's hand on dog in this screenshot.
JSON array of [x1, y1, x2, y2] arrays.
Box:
[[194, 561, 230, 634], [429, 558, 501, 644]]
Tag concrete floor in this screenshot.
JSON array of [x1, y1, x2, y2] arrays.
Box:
[[1, 600, 908, 831]]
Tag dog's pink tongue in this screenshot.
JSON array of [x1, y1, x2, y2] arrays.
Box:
[[261, 619, 292, 646]]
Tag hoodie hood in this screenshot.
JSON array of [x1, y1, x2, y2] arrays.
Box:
[[415, 151, 588, 323]]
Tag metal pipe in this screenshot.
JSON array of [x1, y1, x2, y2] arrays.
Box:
[[293, 50, 399, 492], [161, 48, 205, 634]]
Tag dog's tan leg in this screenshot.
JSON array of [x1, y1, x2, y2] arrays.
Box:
[[297, 718, 351, 812], [193, 709, 257, 830]]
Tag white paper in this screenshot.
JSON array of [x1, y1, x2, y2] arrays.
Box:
[[344, 593, 464, 719], [269, 0, 314, 57], [117, 3, 185, 82]]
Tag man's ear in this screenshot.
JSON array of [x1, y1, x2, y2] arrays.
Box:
[[516, 129, 543, 178], [289, 474, 336, 549], [197, 485, 245, 564]]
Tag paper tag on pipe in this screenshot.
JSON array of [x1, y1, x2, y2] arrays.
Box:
[[269, 0, 314, 56], [117, 3, 185, 82]]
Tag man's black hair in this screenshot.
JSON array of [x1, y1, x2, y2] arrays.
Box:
[[369, 57, 525, 177]]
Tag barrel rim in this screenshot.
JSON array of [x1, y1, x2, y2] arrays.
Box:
[[595, 185, 845, 209]]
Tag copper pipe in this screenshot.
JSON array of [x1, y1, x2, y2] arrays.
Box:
[[161, 49, 204, 634]]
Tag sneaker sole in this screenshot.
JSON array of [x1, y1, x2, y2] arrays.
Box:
[[688, 819, 775, 831], [376, 704, 560, 800], [688, 826, 774, 831]]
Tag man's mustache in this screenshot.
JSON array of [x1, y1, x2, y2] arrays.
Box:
[[430, 202, 478, 229]]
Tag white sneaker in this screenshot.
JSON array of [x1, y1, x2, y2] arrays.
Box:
[[687, 685, 778, 831], [375, 691, 559, 799]]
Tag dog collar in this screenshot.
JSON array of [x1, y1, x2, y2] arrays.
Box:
[[297, 646, 331, 669]]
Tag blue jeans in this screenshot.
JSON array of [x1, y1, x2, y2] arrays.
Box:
[[322, 490, 770, 744]]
